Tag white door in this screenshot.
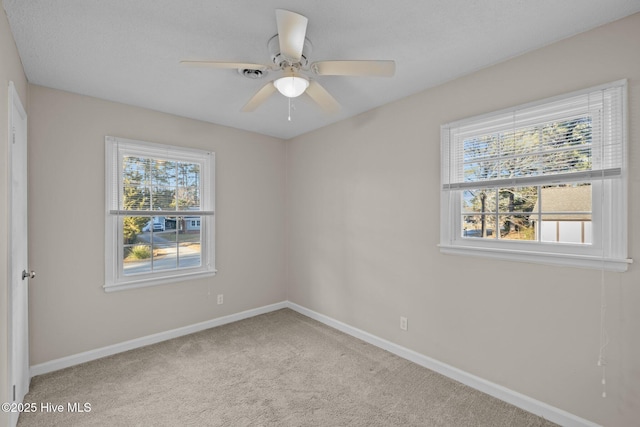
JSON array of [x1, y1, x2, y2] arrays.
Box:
[[8, 81, 30, 425]]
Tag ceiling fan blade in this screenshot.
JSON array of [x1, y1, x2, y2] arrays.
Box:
[[275, 9, 308, 62], [305, 81, 340, 113], [312, 60, 396, 77], [241, 82, 277, 112], [180, 60, 267, 70]]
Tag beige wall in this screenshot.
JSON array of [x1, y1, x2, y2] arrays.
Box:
[[286, 13, 640, 427], [1, 7, 28, 427], [27, 85, 287, 364]]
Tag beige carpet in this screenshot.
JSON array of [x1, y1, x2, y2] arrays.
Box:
[[18, 309, 558, 426]]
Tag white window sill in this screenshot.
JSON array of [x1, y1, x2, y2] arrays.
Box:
[[438, 244, 631, 272], [104, 269, 217, 293]]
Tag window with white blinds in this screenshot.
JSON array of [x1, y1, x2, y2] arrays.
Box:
[[440, 80, 630, 271], [105, 136, 216, 291]]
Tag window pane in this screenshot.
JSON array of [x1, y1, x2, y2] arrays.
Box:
[[152, 160, 177, 187], [122, 184, 150, 210], [559, 220, 587, 244], [538, 184, 591, 244], [462, 189, 496, 213], [498, 215, 536, 240], [500, 128, 539, 156], [540, 118, 591, 150], [123, 215, 152, 276], [495, 187, 537, 240], [152, 186, 175, 210], [462, 214, 496, 238], [177, 162, 201, 209], [540, 184, 592, 215], [123, 244, 152, 276], [179, 243, 201, 269], [140, 216, 166, 233], [463, 136, 500, 160], [123, 216, 150, 244], [464, 161, 500, 182], [152, 218, 178, 272], [540, 148, 591, 175], [123, 156, 150, 185], [539, 218, 557, 243], [151, 160, 176, 211], [122, 156, 151, 210], [498, 187, 538, 213], [178, 216, 201, 268], [152, 242, 177, 271], [499, 155, 540, 178], [539, 214, 592, 244]]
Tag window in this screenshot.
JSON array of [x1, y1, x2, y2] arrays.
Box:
[[440, 80, 630, 271], [105, 136, 216, 291]]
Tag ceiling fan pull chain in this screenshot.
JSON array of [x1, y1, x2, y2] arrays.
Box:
[[288, 97, 292, 121]]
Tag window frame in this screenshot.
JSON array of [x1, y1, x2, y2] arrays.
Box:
[[439, 80, 630, 272], [105, 136, 216, 291]]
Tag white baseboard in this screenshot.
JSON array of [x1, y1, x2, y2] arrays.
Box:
[[286, 301, 600, 427], [30, 301, 287, 377], [30, 300, 598, 427]]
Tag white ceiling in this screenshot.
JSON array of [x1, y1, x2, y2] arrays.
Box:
[[4, 1, 640, 140]]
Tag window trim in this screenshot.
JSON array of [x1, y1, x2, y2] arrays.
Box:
[[439, 80, 631, 272], [104, 136, 216, 292]]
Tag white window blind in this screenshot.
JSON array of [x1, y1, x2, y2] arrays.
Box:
[[442, 83, 624, 190], [106, 139, 215, 216]]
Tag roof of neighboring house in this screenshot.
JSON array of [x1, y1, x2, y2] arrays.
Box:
[[532, 186, 592, 221]]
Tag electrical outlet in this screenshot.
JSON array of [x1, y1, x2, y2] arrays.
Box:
[[217, 294, 223, 305], [400, 316, 408, 331]]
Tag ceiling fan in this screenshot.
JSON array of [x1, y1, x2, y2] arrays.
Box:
[[181, 9, 395, 114]]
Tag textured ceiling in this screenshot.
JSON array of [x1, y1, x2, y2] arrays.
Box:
[[4, 0, 640, 139]]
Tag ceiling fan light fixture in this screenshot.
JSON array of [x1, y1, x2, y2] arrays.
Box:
[[273, 75, 309, 98]]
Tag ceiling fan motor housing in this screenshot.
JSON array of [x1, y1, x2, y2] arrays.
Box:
[[268, 35, 313, 68]]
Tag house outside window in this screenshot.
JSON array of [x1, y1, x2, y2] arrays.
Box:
[[531, 186, 592, 244], [440, 80, 630, 271], [105, 136, 216, 291]]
